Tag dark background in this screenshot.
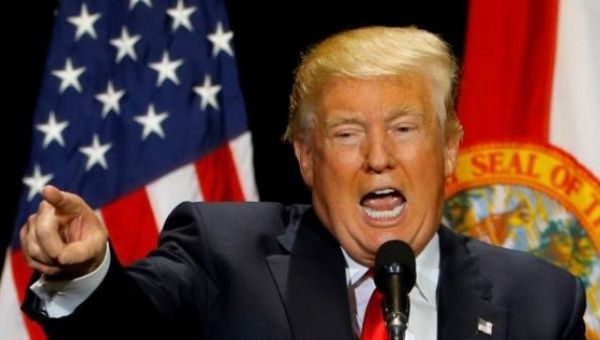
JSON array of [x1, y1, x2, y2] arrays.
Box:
[[3, 1, 468, 273]]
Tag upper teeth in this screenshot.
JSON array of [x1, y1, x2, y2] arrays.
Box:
[[373, 188, 395, 195]]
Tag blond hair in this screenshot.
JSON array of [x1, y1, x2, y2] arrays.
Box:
[[284, 26, 463, 142]]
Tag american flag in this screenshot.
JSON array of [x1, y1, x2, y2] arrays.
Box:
[[1, 0, 258, 338]]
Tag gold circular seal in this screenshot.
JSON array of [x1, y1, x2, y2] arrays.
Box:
[[444, 143, 600, 339]]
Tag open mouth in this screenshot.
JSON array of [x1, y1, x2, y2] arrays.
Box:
[[359, 188, 406, 221]]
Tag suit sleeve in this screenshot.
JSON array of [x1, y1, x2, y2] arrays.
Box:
[[21, 202, 218, 339]]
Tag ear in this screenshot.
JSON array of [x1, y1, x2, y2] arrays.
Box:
[[293, 138, 314, 188], [443, 135, 460, 177]]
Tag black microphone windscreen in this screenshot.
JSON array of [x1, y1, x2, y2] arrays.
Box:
[[374, 240, 416, 295]]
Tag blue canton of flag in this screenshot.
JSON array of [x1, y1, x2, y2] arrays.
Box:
[[1, 0, 257, 338]]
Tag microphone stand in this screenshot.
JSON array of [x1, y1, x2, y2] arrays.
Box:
[[383, 266, 410, 340], [384, 301, 409, 340]]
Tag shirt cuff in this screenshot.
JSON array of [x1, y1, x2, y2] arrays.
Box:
[[29, 243, 111, 318]]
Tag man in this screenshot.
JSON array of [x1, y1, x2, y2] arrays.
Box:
[[21, 26, 585, 339]]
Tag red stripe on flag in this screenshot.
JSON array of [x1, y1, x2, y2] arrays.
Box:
[[195, 145, 245, 201], [457, 0, 559, 147], [10, 250, 46, 340], [101, 188, 159, 265]]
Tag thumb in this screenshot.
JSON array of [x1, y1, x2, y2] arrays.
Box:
[[58, 238, 105, 269], [43, 185, 86, 216], [58, 241, 91, 266]]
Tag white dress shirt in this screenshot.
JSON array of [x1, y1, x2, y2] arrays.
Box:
[[343, 234, 440, 340], [30, 244, 111, 318]]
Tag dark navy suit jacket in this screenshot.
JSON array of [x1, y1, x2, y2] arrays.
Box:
[[23, 202, 586, 339]]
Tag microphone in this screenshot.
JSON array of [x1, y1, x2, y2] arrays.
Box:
[[374, 240, 416, 340]]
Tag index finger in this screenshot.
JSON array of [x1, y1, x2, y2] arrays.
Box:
[[35, 201, 67, 261], [42, 185, 85, 216]]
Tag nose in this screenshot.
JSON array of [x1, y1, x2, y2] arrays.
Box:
[[362, 130, 396, 173]]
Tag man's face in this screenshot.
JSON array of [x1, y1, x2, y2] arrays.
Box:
[[294, 75, 458, 266]]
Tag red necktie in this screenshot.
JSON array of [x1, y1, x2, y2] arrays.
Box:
[[360, 289, 387, 340]]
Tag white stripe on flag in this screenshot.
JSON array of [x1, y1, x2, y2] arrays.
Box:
[[0, 252, 29, 340], [230, 132, 259, 201], [550, 0, 600, 176], [146, 163, 204, 230]]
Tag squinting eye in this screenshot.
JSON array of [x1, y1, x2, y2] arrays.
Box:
[[394, 125, 415, 133], [335, 131, 356, 138], [332, 129, 363, 144]]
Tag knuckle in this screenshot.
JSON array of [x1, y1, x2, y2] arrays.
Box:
[[29, 241, 41, 255], [25, 256, 38, 270], [21, 245, 31, 261], [20, 236, 29, 253], [37, 201, 47, 213], [35, 226, 53, 242], [38, 201, 55, 215], [29, 242, 54, 263], [19, 226, 27, 241], [26, 256, 45, 271], [20, 231, 31, 253], [30, 261, 50, 274], [27, 244, 42, 262], [32, 254, 52, 266], [27, 224, 38, 242], [42, 266, 60, 276]]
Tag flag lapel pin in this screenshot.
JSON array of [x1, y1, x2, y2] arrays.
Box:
[[477, 317, 493, 336]]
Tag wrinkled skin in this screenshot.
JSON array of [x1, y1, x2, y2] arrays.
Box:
[[294, 75, 459, 266]]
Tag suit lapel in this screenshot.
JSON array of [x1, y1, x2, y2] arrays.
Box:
[[437, 227, 507, 340], [266, 206, 355, 340]]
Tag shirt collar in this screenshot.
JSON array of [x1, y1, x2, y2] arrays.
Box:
[[342, 233, 440, 304]]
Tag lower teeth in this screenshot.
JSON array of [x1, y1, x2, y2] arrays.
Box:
[[362, 205, 403, 219]]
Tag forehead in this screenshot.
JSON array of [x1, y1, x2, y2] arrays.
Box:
[[315, 75, 433, 120]]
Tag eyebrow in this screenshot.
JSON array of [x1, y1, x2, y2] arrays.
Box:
[[385, 104, 426, 123], [323, 115, 363, 129], [323, 104, 426, 129]]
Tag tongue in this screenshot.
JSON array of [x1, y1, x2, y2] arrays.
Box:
[[361, 195, 403, 211]]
